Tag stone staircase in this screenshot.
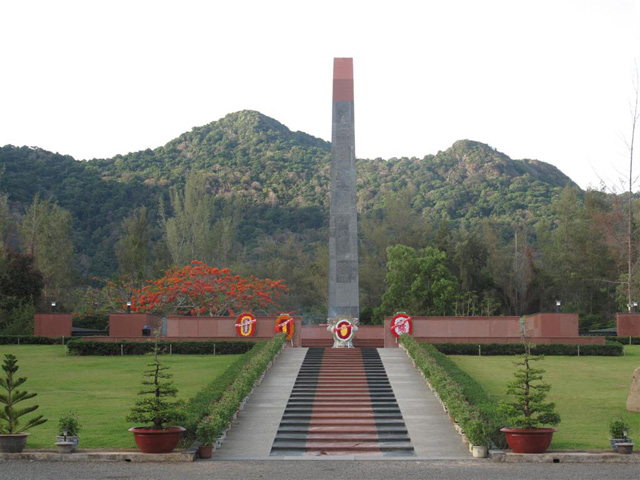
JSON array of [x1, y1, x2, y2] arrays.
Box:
[[270, 347, 415, 457]]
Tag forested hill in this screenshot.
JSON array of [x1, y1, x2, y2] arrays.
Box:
[[1, 110, 575, 278]]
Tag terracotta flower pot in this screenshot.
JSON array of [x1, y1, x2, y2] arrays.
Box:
[[129, 426, 186, 453], [198, 444, 213, 459], [500, 428, 557, 454]]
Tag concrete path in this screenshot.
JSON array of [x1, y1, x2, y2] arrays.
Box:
[[212, 347, 307, 460], [378, 349, 470, 459], [212, 347, 470, 460]]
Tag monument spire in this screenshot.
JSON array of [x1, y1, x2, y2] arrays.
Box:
[[328, 58, 359, 320]]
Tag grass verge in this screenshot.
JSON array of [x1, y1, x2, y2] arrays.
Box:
[[450, 345, 640, 450], [0, 345, 240, 449]]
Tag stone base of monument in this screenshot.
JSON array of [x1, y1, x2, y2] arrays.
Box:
[[332, 340, 354, 348]]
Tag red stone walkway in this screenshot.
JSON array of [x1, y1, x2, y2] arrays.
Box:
[[270, 348, 414, 457]]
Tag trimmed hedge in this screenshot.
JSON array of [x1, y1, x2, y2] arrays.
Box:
[[432, 342, 624, 356], [182, 333, 286, 442], [399, 334, 508, 449], [66, 339, 255, 356], [0, 335, 65, 345], [611, 336, 640, 345]]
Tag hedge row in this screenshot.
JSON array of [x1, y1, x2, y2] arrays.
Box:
[[610, 336, 640, 345], [0, 335, 65, 345], [399, 334, 508, 448], [65, 339, 255, 356], [182, 333, 286, 442], [432, 342, 624, 356]]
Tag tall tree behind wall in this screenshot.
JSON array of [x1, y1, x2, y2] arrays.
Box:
[[0, 192, 9, 250], [116, 206, 152, 284], [19, 195, 75, 307], [161, 172, 215, 267]]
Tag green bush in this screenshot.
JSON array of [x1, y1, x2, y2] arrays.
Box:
[[399, 335, 508, 448], [610, 336, 640, 345], [0, 335, 64, 345], [432, 342, 623, 356], [182, 334, 286, 442], [66, 339, 255, 356]]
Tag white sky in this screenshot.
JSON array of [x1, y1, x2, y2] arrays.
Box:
[[1, 0, 639, 191]]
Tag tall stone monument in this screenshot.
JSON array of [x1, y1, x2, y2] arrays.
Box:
[[328, 58, 359, 321]]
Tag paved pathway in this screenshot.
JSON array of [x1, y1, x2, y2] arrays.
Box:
[[211, 346, 470, 460], [212, 347, 307, 460], [378, 349, 470, 459]]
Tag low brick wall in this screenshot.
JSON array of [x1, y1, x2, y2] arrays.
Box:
[[166, 316, 302, 347], [109, 313, 163, 337], [384, 314, 588, 348]]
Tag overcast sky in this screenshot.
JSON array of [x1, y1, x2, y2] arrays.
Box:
[[2, 0, 639, 191]]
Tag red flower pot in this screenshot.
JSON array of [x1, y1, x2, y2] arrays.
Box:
[[129, 426, 186, 453], [500, 428, 557, 454], [198, 444, 213, 459]]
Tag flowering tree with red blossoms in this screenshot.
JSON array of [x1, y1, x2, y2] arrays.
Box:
[[129, 261, 288, 316]]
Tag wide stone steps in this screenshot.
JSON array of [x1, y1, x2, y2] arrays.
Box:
[[270, 347, 415, 457]]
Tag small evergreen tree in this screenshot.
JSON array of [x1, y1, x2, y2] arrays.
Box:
[[499, 343, 561, 429], [0, 354, 47, 434], [126, 343, 184, 430]]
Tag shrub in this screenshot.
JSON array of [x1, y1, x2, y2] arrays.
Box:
[[399, 334, 507, 448], [609, 417, 631, 439], [610, 336, 640, 345], [0, 335, 63, 345], [182, 334, 286, 442], [66, 339, 255, 356], [432, 342, 623, 356], [57, 410, 81, 436]]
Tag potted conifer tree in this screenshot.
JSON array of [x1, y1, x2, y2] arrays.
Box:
[[499, 343, 560, 454], [127, 342, 185, 453], [0, 354, 47, 453]]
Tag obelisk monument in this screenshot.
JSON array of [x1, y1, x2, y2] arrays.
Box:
[[328, 58, 359, 321]]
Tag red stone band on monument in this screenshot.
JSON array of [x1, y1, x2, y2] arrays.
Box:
[[333, 58, 354, 102]]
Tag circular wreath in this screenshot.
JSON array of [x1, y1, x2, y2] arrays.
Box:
[[235, 312, 256, 338], [332, 318, 355, 343], [390, 312, 412, 338], [274, 314, 295, 341]]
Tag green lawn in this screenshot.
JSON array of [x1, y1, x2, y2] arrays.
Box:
[[0, 345, 240, 449], [450, 345, 640, 450]]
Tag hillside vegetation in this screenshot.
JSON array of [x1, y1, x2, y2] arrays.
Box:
[[0, 110, 628, 327]]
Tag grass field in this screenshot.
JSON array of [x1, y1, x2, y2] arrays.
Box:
[[450, 345, 640, 450], [0, 345, 240, 449]]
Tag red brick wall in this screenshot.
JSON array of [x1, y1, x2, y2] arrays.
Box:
[[34, 314, 72, 337], [166, 316, 303, 347], [384, 314, 585, 347], [617, 313, 640, 336], [109, 314, 162, 337]]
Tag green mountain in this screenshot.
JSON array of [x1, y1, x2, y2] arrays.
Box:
[[0, 110, 575, 279]]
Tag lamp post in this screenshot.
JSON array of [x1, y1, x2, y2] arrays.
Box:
[[633, 301, 638, 314], [555, 300, 561, 313], [126, 301, 132, 314], [51, 301, 57, 313]]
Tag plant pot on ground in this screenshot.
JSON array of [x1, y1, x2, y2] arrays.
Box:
[[127, 342, 186, 454], [56, 410, 81, 452], [608, 417, 633, 452], [498, 340, 560, 454], [0, 354, 47, 453], [465, 419, 490, 458], [195, 416, 219, 459]]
